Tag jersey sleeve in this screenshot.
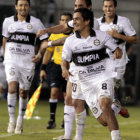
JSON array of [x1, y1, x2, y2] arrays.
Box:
[[62, 38, 72, 62], [122, 18, 136, 36], [2, 18, 10, 38], [67, 20, 74, 29]]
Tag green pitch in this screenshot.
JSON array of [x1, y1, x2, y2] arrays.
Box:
[[0, 100, 140, 140]]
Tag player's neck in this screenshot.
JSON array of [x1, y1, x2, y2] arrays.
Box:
[[80, 27, 90, 39], [17, 14, 27, 21], [105, 16, 115, 24]]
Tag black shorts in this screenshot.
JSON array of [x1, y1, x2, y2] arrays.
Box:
[[50, 62, 67, 92]]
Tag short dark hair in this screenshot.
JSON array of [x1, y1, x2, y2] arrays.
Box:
[[60, 12, 72, 20], [84, 0, 92, 7], [15, 0, 30, 6], [103, 0, 117, 7], [74, 8, 94, 28]]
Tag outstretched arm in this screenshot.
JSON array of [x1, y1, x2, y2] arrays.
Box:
[[37, 24, 70, 37]]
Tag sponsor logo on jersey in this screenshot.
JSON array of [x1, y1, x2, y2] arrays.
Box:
[[77, 54, 100, 63], [11, 34, 29, 42], [9, 47, 30, 54], [79, 65, 105, 75], [7, 32, 36, 45], [72, 48, 109, 66]]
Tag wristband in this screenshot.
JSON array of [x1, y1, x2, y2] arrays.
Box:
[[48, 41, 52, 47], [41, 64, 47, 71]]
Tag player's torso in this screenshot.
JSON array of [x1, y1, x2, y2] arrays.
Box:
[[3, 16, 41, 68], [98, 15, 129, 66], [68, 31, 116, 84]]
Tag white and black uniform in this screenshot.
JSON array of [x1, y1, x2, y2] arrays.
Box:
[[2, 14, 49, 90], [0, 47, 7, 89], [62, 29, 118, 118], [68, 17, 99, 30], [97, 15, 136, 81], [67, 17, 99, 99]]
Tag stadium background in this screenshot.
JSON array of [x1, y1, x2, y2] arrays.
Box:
[[0, 0, 140, 105]]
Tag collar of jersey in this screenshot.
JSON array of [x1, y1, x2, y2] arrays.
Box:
[[75, 29, 96, 38], [14, 13, 31, 23], [101, 14, 118, 24]]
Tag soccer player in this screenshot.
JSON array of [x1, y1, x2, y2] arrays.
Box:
[[2, 0, 48, 134], [40, 12, 73, 129], [97, 0, 138, 117], [62, 8, 122, 140], [36, 0, 123, 139]]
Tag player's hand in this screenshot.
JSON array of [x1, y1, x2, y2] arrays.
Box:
[[32, 52, 42, 63], [62, 67, 71, 80], [107, 29, 119, 38], [114, 47, 122, 59], [36, 29, 47, 38], [40, 70, 47, 81]]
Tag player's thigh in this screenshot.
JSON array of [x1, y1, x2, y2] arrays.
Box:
[[19, 67, 35, 90], [83, 86, 102, 119], [98, 78, 115, 100], [72, 82, 84, 101], [5, 63, 18, 83]]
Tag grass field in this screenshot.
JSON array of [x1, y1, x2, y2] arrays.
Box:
[[0, 100, 140, 140]]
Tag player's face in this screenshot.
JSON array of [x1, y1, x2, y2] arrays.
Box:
[[103, 0, 116, 18], [15, 0, 30, 17], [73, 12, 87, 32], [74, 0, 87, 10], [59, 15, 71, 26]]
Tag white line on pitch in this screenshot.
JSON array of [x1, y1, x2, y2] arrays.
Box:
[[0, 129, 64, 138]]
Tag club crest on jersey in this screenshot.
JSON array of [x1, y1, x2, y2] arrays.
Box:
[[94, 39, 100, 46], [113, 25, 120, 31], [27, 24, 32, 30]]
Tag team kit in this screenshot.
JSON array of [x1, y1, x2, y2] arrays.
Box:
[[1, 0, 138, 140]]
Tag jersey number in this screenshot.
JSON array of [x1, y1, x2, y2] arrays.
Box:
[[72, 83, 77, 92], [27, 76, 32, 82], [102, 83, 107, 90]]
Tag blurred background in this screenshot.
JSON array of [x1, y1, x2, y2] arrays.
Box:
[[0, 0, 140, 105]]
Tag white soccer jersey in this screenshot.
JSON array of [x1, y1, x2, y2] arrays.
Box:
[[68, 17, 99, 30], [62, 29, 118, 91], [97, 15, 136, 67], [2, 14, 49, 69]]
